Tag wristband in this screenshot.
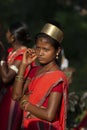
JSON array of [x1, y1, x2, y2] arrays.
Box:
[[9, 65, 18, 73]]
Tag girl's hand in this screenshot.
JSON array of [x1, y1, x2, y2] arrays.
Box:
[[19, 94, 29, 110], [22, 48, 37, 66]]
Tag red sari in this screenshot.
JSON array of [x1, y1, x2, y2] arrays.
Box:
[[0, 47, 31, 130], [22, 67, 68, 130]]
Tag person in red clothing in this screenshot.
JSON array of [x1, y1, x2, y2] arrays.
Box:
[[12, 21, 69, 130], [0, 22, 32, 130]]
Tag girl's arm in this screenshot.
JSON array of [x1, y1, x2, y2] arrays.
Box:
[[12, 63, 28, 100], [0, 59, 22, 83], [12, 48, 37, 100], [20, 91, 62, 122]]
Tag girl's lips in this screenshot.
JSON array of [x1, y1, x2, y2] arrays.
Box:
[[38, 58, 43, 60], [38, 57, 45, 61]]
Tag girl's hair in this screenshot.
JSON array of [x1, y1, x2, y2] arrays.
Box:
[[9, 22, 31, 46]]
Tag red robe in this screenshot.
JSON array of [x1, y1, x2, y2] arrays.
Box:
[[22, 67, 68, 130]]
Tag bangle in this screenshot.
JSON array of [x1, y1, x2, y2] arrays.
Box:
[[20, 100, 28, 106], [0, 60, 5, 66], [9, 65, 18, 73], [15, 75, 24, 81]]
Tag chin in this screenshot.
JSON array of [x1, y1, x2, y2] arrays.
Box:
[[39, 62, 45, 65], [39, 62, 48, 66]]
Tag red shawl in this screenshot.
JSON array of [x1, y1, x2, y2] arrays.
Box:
[[7, 46, 27, 65], [22, 69, 68, 130]]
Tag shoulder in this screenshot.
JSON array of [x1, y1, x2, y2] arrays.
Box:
[[57, 69, 67, 79], [56, 70, 68, 86], [7, 47, 13, 53], [52, 82, 63, 93]]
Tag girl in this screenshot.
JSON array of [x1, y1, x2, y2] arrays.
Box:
[[12, 22, 68, 130], [0, 22, 33, 130]]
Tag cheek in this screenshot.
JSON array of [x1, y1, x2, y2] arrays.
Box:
[[35, 50, 39, 55], [6, 34, 10, 41], [46, 52, 56, 60]]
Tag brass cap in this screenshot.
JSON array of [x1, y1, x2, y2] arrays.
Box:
[[41, 23, 64, 43]]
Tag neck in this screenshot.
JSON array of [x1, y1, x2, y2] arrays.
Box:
[[40, 61, 57, 68], [12, 42, 24, 51], [37, 61, 59, 75]]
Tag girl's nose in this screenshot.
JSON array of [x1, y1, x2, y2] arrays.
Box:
[[39, 49, 44, 56]]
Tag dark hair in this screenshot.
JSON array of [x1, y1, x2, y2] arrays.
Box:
[[9, 22, 31, 45]]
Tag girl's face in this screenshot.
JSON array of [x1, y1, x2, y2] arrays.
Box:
[[6, 30, 14, 43], [35, 37, 57, 65]]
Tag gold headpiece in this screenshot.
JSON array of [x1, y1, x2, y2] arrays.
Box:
[[41, 23, 64, 43]]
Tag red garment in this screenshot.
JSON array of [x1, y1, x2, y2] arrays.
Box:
[[43, 83, 63, 107], [0, 47, 31, 130], [22, 67, 68, 130]]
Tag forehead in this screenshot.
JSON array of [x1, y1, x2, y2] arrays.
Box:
[[36, 37, 52, 46]]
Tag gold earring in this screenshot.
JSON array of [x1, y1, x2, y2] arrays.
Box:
[[56, 53, 58, 59]]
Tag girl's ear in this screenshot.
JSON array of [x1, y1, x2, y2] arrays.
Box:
[[11, 35, 15, 42], [56, 47, 61, 59]]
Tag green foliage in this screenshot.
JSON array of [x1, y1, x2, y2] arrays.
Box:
[[67, 91, 87, 128], [54, 9, 87, 94]]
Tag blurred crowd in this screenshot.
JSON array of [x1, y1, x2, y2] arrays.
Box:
[[57, 0, 87, 16]]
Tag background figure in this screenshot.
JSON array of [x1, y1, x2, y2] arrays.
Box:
[[12, 21, 68, 130], [60, 49, 69, 70], [0, 22, 32, 130], [59, 49, 75, 85], [78, 0, 87, 15], [57, 0, 72, 6], [74, 0, 87, 15]]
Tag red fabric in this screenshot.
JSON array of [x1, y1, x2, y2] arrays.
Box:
[[15, 55, 22, 60], [7, 47, 24, 61], [0, 88, 12, 130], [22, 67, 68, 130], [29, 67, 63, 93], [43, 83, 63, 107], [28, 70, 64, 105], [52, 82, 63, 92], [7, 47, 13, 53], [7, 46, 27, 65]]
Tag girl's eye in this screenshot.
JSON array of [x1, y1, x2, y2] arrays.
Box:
[[36, 47, 39, 49], [44, 48, 49, 52], [36, 47, 49, 52], [36, 47, 40, 51]]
